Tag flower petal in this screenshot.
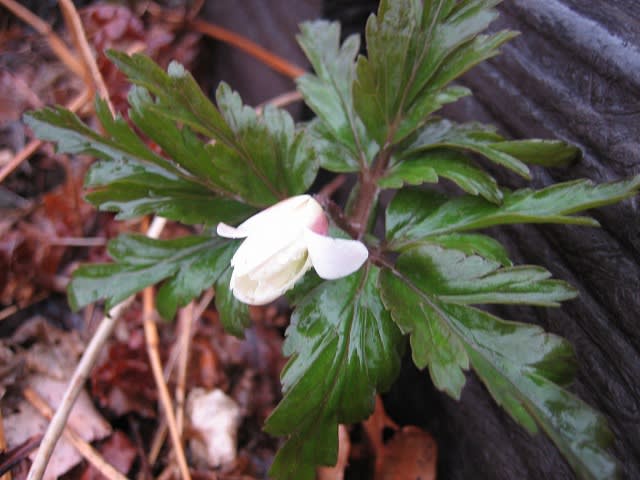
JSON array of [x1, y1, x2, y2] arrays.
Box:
[[304, 229, 369, 280], [216, 222, 249, 239]]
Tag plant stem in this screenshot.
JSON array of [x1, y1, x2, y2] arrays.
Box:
[[348, 146, 393, 239]]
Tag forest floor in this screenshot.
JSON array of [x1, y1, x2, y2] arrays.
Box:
[[0, 2, 436, 479]]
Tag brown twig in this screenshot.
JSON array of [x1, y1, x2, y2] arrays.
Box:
[[142, 287, 192, 480], [23, 388, 127, 480], [174, 303, 193, 436], [189, 18, 306, 79], [0, 0, 85, 77], [255, 90, 304, 115], [26, 217, 167, 480], [47, 237, 107, 247], [317, 175, 347, 203], [58, 0, 114, 115], [0, 89, 91, 184], [0, 408, 11, 480]]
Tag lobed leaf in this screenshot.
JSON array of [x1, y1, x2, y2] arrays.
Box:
[[106, 51, 234, 142], [353, 0, 513, 145], [404, 119, 581, 178], [379, 249, 617, 479], [265, 266, 404, 479], [379, 149, 502, 203], [422, 232, 513, 266], [24, 102, 255, 225], [211, 84, 319, 205], [386, 176, 640, 248], [297, 21, 375, 170], [69, 234, 235, 319], [109, 52, 319, 206]]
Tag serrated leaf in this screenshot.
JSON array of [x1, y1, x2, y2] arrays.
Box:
[[106, 51, 234, 143], [422, 233, 512, 266], [24, 103, 255, 224], [379, 149, 502, 203], [68, 234, 234, 319], [127, 86, 234, 194], [85, 160, 255, 224], [386, 176, 640, 248], [380, 253, 617, 479], [354, 0, 512, 144], [307, 119, 361, 172], [297, 21, 374, 169], [214, 267, 251, 338], [107, 52, 319, 206], [396, 245, 576, 307], [405, 119, 582, 178], [210, 84, 319, 205], [379, 266, 469, 398], [265, 266, 404, 479]]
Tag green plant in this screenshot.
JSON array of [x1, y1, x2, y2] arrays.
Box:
[[25, 1, 636, 478]]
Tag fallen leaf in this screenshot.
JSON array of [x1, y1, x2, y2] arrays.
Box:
[[91, 337, 158, 417], [375, 426, 437, 480], [1, 318, 111, 480], [363, 395, 399, 476], [187, 388, 241, 468], [78, 430, 137, 480]]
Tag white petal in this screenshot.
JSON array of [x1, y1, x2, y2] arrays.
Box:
[[304, 229, 368, 280], [216, 222, 248, 238], [230, 227, 302, 276], [235, 195, 320, 236]]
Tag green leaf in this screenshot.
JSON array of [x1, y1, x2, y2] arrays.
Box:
[[404, 119, 582, 178], [380, 252, 617, 479], [386, 176, 640, 248], [214, 267, 251, 338], [265, 266, 404, 479], [394, 245, 576, 307], [379, 264, 469, 398], [379, 149, 502, 203], [307, 119, 361, 172], [211, 84, 319, 205], [106, 51, 234, 143], [422, 233, 513, 266], [297, 21, 374, 169], [68, 234, 234, 318], [84, 159, 255, 224], [24, 102, 255, 224], [353, 0, 513, 144], [108, 52, 319, 205]]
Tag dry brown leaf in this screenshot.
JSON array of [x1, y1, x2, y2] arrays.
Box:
[[363, 395, 399, 476], [1, 318, 110, 479], [375, 426, 437, 480], [78, 430, 137, 480]]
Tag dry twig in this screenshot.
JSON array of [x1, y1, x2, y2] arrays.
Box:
[[255, 90, 304, 115], [23, 388, 127, 480], [0, 0, 85, 77], [0, 408, 11, 480], [142, 287, 192, 480], [57, 0, 115, 115], [190, 18, 305, 79], [26, 216, 167, 480]]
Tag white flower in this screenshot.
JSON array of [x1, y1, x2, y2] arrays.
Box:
[[217, 195, 368, 305]]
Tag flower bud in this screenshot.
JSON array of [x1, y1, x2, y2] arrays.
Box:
[[217, 195, 368, 305]]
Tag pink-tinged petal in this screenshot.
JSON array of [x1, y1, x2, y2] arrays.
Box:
[[216, 222, 249, 239], [304, 229, 369, 280]]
